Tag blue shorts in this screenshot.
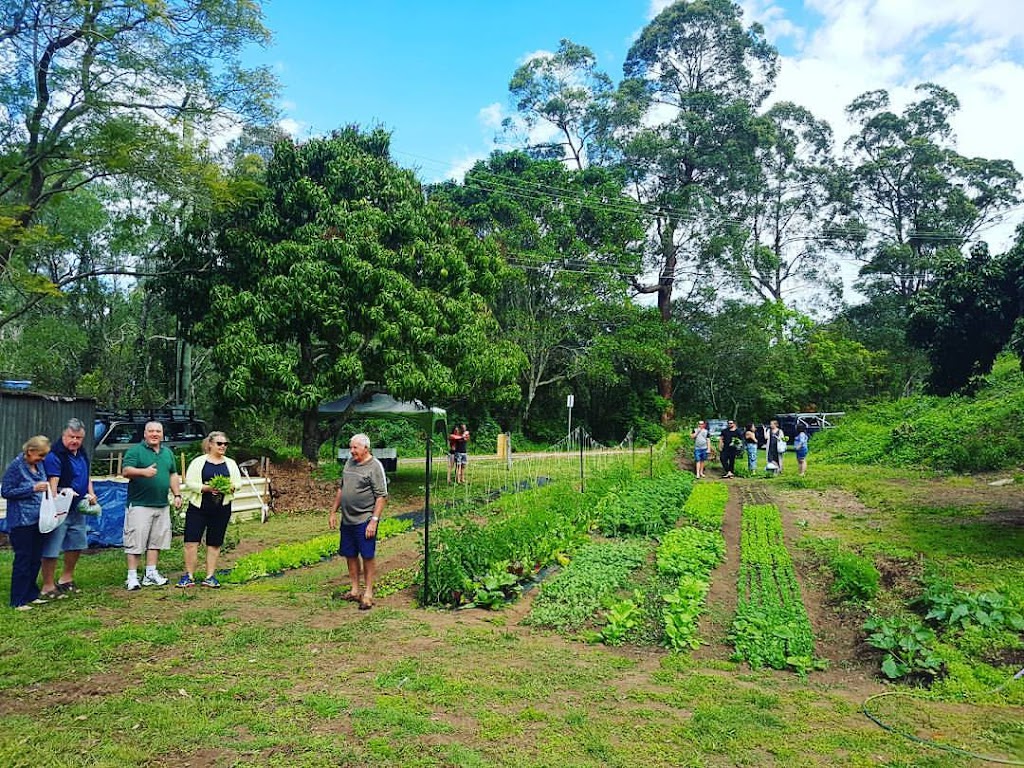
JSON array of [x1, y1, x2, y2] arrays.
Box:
[[454, 452, 467, 466], [796, 449, 808, 461], [694, 448, 708, 462], [339, 520, 377, 560], [41, 510, 88, 558]]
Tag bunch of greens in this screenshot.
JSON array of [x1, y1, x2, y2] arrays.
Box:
[[207, 475, 235, 496]]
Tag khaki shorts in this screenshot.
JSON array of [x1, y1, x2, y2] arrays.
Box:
[[123, 505, 172, 555]]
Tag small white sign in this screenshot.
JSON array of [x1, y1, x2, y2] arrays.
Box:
[[566, 395, 574, 408]]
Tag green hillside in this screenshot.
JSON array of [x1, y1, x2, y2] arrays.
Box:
[[813, 355, 1024, 472]]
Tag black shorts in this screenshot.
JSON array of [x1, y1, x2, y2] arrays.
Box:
[[183, 503, 232, 547]]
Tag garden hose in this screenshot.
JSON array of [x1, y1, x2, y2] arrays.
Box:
[[862, 667, 1024, 765]]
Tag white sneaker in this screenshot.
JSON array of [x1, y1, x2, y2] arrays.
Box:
[[126, 576, 141, 591], [142, 571, 168, 587]]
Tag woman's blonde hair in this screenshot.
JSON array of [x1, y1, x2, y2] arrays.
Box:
[[23, 435, 51, 455], [202, 431, 229, 453]]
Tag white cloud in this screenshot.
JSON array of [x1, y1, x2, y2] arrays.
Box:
[[278, 117, 303, 137], [441, 152, 487, 183], [518, 48, 555, 65], [748, 0, 1024, 250], [478, 102, 505, 130]]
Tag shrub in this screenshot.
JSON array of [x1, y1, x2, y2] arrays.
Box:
[[830, 551, 880, 603]]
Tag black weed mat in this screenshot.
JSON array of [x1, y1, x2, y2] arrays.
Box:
[[393, 476, 552, 528]]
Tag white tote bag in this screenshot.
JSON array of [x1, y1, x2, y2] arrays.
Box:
[[38, 486, 76, 534]]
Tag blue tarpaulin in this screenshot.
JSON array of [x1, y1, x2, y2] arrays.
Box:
[[90, 479, 127, 547], [0, 478, 127, 547]]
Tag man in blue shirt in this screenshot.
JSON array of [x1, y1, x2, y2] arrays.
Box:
[[41, 418, 97, 598]]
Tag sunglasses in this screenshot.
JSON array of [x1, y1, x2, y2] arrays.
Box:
[[214, 441, 229, 446]]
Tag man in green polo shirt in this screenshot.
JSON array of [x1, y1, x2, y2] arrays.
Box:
[[121, 421, 182, 590]]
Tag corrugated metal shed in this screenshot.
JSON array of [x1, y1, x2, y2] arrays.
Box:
[[0, 389, 96, 466]]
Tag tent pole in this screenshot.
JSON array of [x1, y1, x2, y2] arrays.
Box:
[[422, 428, 432, 605]]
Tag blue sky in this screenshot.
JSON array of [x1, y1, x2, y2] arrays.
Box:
[[248, 1, 650, 181], [247, 0, 1024, 245]]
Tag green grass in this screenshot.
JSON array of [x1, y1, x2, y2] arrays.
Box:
[[1, 449, 1022, 766]]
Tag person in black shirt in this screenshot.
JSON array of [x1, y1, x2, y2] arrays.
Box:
[[719, 420, 744, 478]]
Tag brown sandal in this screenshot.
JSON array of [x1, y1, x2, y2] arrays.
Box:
[[358, 598, 373, 610], [342, 591, 362, 602]]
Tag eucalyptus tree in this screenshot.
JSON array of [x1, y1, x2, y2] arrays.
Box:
[[162, 129, 524, 460], [725, 102, 851, 307], [504, 39, 614, 169], [432, 150, 644, 428], [611, 0, 779, 420], [844, 83, 1021, 301], [0, 0, 277, 328]]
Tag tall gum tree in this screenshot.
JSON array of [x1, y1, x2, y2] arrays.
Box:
[[613, 0, 778, 422], [164, 129, 524, 461], [844, 83, 1021, 301], [504, 39, 614, 170], [725, 102, 851, 308], [431, 150, 644, 429]]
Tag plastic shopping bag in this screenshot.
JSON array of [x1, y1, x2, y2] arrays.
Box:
[[39, 486, 76, 533]]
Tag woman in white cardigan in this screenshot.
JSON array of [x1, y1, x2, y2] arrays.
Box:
[[177, 431, 242, 588]]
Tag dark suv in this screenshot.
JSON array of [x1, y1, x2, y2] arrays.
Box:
[[93, 409, 208, 467], [774, 413, 841, 442]]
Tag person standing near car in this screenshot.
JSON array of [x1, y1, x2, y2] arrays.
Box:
[[121, 422, 182, 590], [765, 419, 787, 475], [794, 425, 809, 476], [691, 420, 709, 478], [177, 431, 242, 589], [40, 418, 98, 598], [718, 420, 744, 478]]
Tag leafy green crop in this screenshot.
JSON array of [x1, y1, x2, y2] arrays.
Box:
[[829, 550, 881, 603], [662, 576, 708, 650], [656, 526, 724, 579], [595, 470, 694, 536], [863, 615, 943, 679], [679, 482, 729, 531], [731, 504, 818, 674], [525, 539, 649, 632], [915, 574, 1024, 633], [223, 518, 412, 584]]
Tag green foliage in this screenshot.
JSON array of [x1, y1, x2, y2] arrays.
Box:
[[662, 576, 709, 651], [915, 575, 1024, 634], [909, 243, 1024, 394], [525, 539, 649, 632], [598, 592, 643, 646], [812, 354, 1024, 471], [425, 477, 605, 606], [656, 526, 724, 579], [595, 468, 694, 536], [471, 567, 523, 609], [862, 615, 944, 680], [164, 128, 525, 461], [679, 482, 729, 531], [223, 518, 412, 584], [829, 550, 881, 603], [731, 504, 818, 673], [206, 475, 234, 496]]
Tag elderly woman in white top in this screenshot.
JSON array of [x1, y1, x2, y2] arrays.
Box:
[[177, 432, 241, 588]]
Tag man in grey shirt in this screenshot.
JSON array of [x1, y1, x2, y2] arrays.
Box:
[[328, 433, 388, 610]]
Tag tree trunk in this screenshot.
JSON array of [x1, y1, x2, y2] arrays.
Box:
[[302, 409, 325, 463]]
